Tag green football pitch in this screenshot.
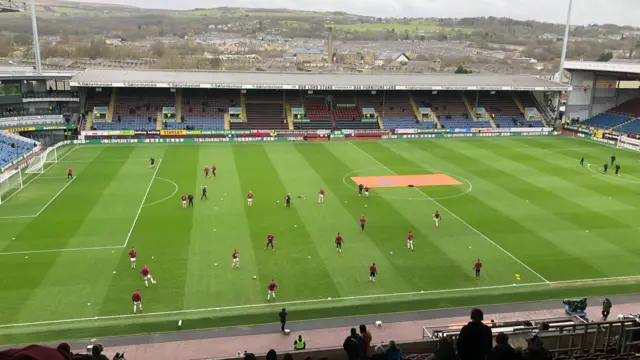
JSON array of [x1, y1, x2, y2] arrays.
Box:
[[1, 136, 640, 344]]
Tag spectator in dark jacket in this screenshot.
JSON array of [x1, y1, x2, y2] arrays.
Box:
[[359, 324, 372, 358], [456, 308, 493, 360], [343, 327, 362, 360], [488, 333, 517, 360], [384, 340, 403, 360], [266, 349, 278, 360], [521, 335, 552, 360], [431, 337, 459, 360]]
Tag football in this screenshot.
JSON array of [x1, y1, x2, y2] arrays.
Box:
[[252, 276, 257, 280]]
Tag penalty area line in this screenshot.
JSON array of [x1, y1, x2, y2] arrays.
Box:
[[0, 246, 123, 256], [123, 159, 163, 248], [35, 177, 76, 217], [347, 141, 550, 284]]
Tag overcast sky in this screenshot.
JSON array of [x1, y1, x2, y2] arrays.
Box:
[[69, 0, 640, 27]]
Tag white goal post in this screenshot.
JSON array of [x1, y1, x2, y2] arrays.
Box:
[[24, 146, 59, 174], [617, 136, 640, 152], [0, 169, 24, 205]]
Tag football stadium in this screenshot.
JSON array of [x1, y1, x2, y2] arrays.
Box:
[[3, 49, 640, 359]]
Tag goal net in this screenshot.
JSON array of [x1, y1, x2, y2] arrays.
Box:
[[616, 136, 640, 152], [24, 146, 58, 174], [0, 169, 23, 205]]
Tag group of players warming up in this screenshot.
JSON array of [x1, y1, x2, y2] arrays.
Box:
[[580, 154, 622, 175], [128, 247, 157, 314]]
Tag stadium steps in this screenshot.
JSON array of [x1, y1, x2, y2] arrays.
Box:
[[156, 112, 162, 130], [409, 93, 421, 120], [460, 92, 478, 120], [240, 93, 247, 122], [377, 115, 384, 129], [224, 113, 230, 130], [107, 88, 117, 122], [431, 112, 441, 128], [175, 89, 183, 122], [510, 91, 526, 114], [285, 103, 294, 130], [85, 112, 93, 131], [488, 116, 497, 129]]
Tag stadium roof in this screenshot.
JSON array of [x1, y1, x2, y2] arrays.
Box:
[[565, 61, 640, 76], [0, 66, 80, 81], [70, 69, 570, 91], [0, 0, 25, 12]]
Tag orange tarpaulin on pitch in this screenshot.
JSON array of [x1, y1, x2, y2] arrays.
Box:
[[350, 174, 462, 188]]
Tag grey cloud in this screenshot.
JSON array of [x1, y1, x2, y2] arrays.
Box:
[[69, 0, 640, 27]]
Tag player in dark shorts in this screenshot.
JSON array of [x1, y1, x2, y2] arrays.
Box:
[[579, 157, 584, 167], [369, 263, 377, 283], [149, 157, 155, 168], [212, 164, 217, 178], [611, 154, 616, 165], [615, 164, 621, 175], [188, 193, 194, 207], [360, 216, 366, 232], [284, 194, 291, 208], [474, 259, 482, 279], [335, 233, 343, 253], [201, 186, 208, 200], [603, 163, 608, 174], [358, 184, 364, 196], [265, 234, 275, 251]]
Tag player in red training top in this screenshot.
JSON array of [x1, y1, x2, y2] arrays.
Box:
[[364, 186, 370, 198], [247, 191, 253, 206], [265, 233, 275, 252], [474, 259, 482, 279], [181, 194, 187, 209], [360, 215, 367, 232], [231, 249, 240, 269], [132, 289, 143, 314], [67, 167, 73, 180], [129, 247, 137, 269], [318, 189, 325, 203], [267, 279, 278, 301], [407, 231, 414, 251], [140, 264, 156, 287], [211, 164, 217, 178], [335, 232, 343, 253], [433, 211, 441, 228], [204, 166, 209, 178], [369, 263, 377, 283]]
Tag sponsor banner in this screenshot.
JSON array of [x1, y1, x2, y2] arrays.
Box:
[[603, 133, 619, 141], [510, 127, 553, 132], [5, 127, 35, 132], [361, 118, 378, 123], [383, 131, 556, 140], [574, 133, 617, 145], [291, 108, 305, 115], [564, 125, 592, 135], [160, 130, 186, 136], [620, 136, 640, 146], [83, 136, 307, 144], [70, 81, 569, 92], [4, 124, 76, 133], [293, 119, 311, 123]]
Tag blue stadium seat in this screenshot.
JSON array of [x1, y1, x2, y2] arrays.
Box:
[[583, 113, 630, 129], [616, 119, 640, 134], [0, 132, 38, 168]]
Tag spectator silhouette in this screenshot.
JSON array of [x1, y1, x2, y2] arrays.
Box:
[[488, 332, 517, 360], [343, 327, 362, 360], [266, 349, 277, 360], [431, 337, 459, 360], [359, 324, 372, 359], [371, 345, 386, 360], [456, 308, 492, 360], [384, 340, 403, 360], [521, 335, 552, 360]]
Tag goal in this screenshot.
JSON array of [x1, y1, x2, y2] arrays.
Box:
[[24, 146, 59, 174], [616, 136, 640, 152], [0, 169, 23, 205]]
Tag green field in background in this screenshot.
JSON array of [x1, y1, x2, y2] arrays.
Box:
[[1, 137, 640, 345]]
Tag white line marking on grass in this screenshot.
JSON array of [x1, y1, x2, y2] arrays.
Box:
[[0, 146, 78, 206], [0, 246, 122, 256], [347, 141, 550, 284], [123, 159, 162, 248], [0, 281, 550, 328], [0, 215, 36, 219], [56, 158, 160, 163], [142, 177, 178, 208], [35, 177, 76, 217]]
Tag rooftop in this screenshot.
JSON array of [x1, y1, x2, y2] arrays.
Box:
[[565, 61, 640, 75], [70, 69, 569, 91]]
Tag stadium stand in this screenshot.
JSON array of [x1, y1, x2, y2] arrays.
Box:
[[382, 117, 436, 129], [411, 92, 492, 129], [616, 119, 640, 134], [179, 89, 239, 130], [0, 131, 38, 168], [608, 98, 640, 117], [96, 88, 174, 131], [582, 113, 631, 129], [234, 91, 288, 130]]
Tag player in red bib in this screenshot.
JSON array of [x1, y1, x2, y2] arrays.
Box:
[[318, 189, 325, 203], [132, 289, 143, 314], [433, 211, 441, 228], [129, 247, 137, 269], [360, 216, 367, 232], [474, 259, 483, 279], [211, 164, 217, 178], [181, 194, 187, 209], [231, 249, 240, 269], [265, 233, 275, 252], [67, 167, 73, 180], [369, 263, 377, 283], [335, 232, 343, 253], [247, 191, 253, 206], [140, 264, 156, 287], [204, 166, 209, 178], [364, 186, 370, 198], [407, 231, 414, 251], [267, 279, 278, 301]]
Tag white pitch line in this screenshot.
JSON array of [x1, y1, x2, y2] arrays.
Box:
[[123, 159, 162, 248], [0, 281, 551, 328], [34, 177, 76, 217], [0, 215, 36, 219], [0, 146, 78, 206], [56, 158, 158, 163], [347, 141, 550, 284], [142, 177, 178, 208], [0, 245, 122, 256]]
